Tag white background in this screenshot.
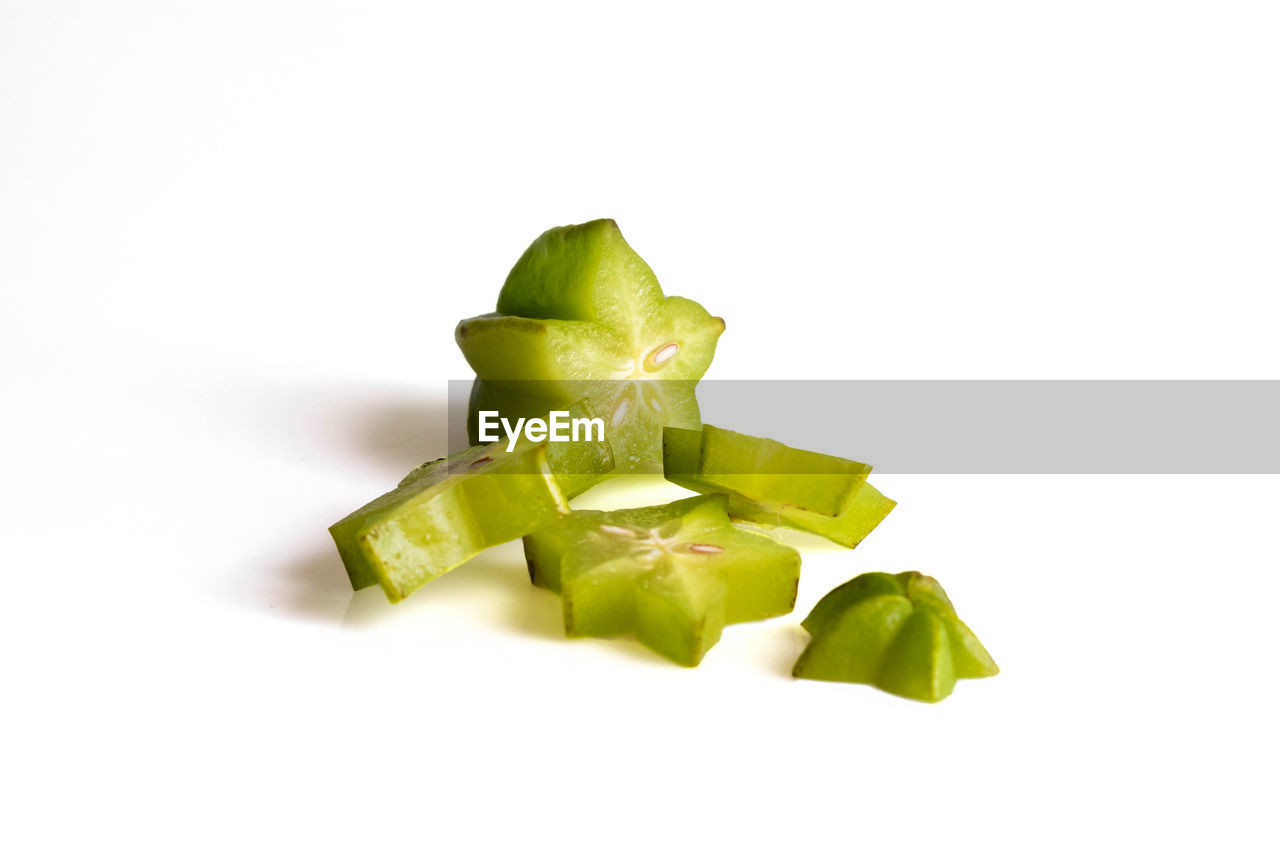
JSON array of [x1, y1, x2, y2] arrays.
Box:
[[3, 2, 1278, 850]]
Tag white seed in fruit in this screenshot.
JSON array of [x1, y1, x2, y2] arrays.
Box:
[[686, 544, 725, 554], [611, 396, 632, 427], [647, 343, 679, 368]]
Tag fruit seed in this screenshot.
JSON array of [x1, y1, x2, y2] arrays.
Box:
[[685, 544, 725, 554], [647, 342, 679, 369]]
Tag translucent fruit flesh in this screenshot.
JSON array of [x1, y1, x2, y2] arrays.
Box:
[[329, 442, 570, 603], [662, 425, 896, 548], [456, 220, 724, 473], [522, 494, 801, 666], [792, 571, 999, 702]]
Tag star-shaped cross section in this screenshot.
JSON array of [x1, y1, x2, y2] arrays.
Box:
[[523, 495, 801, 666], [457, 220, 725, 470]]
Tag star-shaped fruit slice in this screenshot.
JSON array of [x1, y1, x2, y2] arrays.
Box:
[[792, 571, 999, 702], [523, 494, 801, 666], [330, 432, 613, 603], [456, 220, 725, 471], [663, 425, 896, 548]]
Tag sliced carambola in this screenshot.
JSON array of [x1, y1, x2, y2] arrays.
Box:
[[456, 306, 723, 386], [329, 442, 569, 603], [793, 571, 999, 702], [523, 494, 801, 666], [456, 220, 725, 471], [663, 425, 896, 548]]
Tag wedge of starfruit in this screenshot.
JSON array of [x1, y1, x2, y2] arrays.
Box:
[[793, 571, 999, 702]]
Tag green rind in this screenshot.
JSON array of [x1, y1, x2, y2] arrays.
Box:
[[875, 611, 956, 703], [661, 424, 703, 479], [496, 219, 663, 326], [663, 425, 896, 548], [727, 482, 897, 549], [329, 443, 568, 603], [523, 516, 589, 593], [455, 314, 627, 386], [695, 425, 871, 515], [792, 596, 914, 682], [800, 572, 905, 635], [497, 220, 609, 321], [945, 616, 1001, 678], [793, 571, 998, 702]]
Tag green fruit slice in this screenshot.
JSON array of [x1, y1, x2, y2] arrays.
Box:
[[523, 494, 801, 666], [329, 442, 570, 603], [456, 306, 723, 385], [792, 571, 999, 702], [663, 425, 896, 548], [456, 220, 725, 472]]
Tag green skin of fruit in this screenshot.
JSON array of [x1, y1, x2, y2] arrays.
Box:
[[456, 220, 725, 473], [793, 571, 999, 702], [329, 442, 573, 603], [662, 425, 897, 548], [522, 494, 801, 666]]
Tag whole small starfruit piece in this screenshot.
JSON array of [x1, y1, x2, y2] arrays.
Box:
[[456, 220, 725, 472], [793, 571, 998, 702]]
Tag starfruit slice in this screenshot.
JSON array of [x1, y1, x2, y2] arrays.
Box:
[[663, 425, 896, 548], [329, 441, 578, 603], [523, 494, 801, 666]]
